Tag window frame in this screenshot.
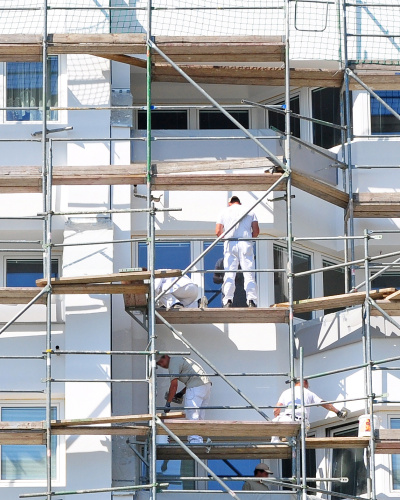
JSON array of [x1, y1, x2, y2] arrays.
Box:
[[273, 244, 313, 320], [0, 401, 64, 486], [327, 422, 368, 500], [198, 108, 251, 130], [4, 56, 60, 124]]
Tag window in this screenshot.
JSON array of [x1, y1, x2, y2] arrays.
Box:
[[371, 91, 400, 134], [137, 110, 188, 130], [6, 259, 59, 287], [203, 242, 249, 308], [138, 242, 191, 272], [323, 259, 346, 314], [1, 407, 57, 480], [268, 96, 301, 138], [312, 88, 341, 148], [156, 459, 195, 490], [282, 447, 316, 489], [330, 425, 367, 499], [199, 110, 249, 129], [391, 418, 400, 489], [274, 245, 312, 320], [6, 57, 58, 122], [371, 271, 400, 291], [207, 459, 260, 490]]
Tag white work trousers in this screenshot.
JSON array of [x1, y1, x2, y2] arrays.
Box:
[[185, 383, 212, 443], [158, 283, 199, 309], [222, 241, 257, 304]]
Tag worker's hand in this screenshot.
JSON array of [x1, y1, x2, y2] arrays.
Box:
[[164, 391, 184, 405], [164, 402, 171, 414], [337, 407, 349, 420]]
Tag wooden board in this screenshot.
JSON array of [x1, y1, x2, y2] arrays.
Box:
[[273, 290, 386, 314], [156, 444, 291, 460], [370, 300, 400, 317], [305, 437, 369, 449], [152, 64, 345, 87], [152, 173, 286, 191], [157, 420, 300, 438], [36, 269, 181, 287], [0, 287, 47, 304], [51, 412, 184, 427], [50, 283, 149, 295], [0, 432, 46, 445], [52, 426, 149, 437], [291, 171, 349, 209], [155, 307, 289, 324]]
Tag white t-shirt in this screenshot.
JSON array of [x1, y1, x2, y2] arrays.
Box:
[[277, 386, 323, 420], [216, 204, 257, 239]]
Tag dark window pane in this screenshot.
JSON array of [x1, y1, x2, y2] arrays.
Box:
[[312, 88, 341, 148], [371, 91, 400, 134], [331, 427, 367, 500], [282, 448, 316, 489], [371, 272, 400, 290], [7, 57, 58, 122], [199, 110, 249, 129], [138, 242, 191, 273], [269, 96, 300, 138], [137, 110, 188, 130], [274, 246, 312, 320], [6, 259, 59, 287], [323, 260, 346, 314]]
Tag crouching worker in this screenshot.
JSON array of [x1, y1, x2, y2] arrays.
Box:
[[155, 273, 198, 310], [242, 463, 274, 491], [156, 354, 212, 444]]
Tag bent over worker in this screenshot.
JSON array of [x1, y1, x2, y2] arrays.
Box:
[[156, 354, 212, 443], [215, 196, 259, 308], [155, 273, 198, 310]]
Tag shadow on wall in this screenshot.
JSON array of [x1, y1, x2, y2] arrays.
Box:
[[295, 305, 400, 357]]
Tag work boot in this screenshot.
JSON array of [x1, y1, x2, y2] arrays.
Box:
[[223, 300, 233, 308], [248, 300, 257, 308]]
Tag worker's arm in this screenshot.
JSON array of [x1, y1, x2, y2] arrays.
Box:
[[215, 223, 224, 237], [321, 402, 339, 415], [166, 378, 179, 403], [251, 221, 260, 238], [274, 402, 284, 418]]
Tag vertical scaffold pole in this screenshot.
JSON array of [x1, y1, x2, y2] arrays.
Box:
[[41, 2, 53, 499], [363, 230, 376, 500], [284, 0, 298, 487], [146, 1, 157, 499], [342, 0, 356, 290], [299, 349, 307, 500]]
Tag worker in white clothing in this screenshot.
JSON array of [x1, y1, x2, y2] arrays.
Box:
[[272, 379, 348, 440], [215, 196, 259, 308], [242, 463, 274, 491], [156, 354, 212, 443], [155, 273, 198, 310]]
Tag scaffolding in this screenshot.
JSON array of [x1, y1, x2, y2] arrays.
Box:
[[0, 0, 400, 499]]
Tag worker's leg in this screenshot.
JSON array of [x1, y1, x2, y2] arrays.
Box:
[[239, 241, 257, 304], [172, 283, 199, 307], [222, 242, 239, 305], [185, 383, 212, 443], [156, 292, 177, 309]]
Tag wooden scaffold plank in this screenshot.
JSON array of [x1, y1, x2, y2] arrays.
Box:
[[0, 287, 47, 305], [36, 269, 181, 287], [156, 307, 289, 324]]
